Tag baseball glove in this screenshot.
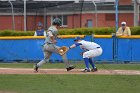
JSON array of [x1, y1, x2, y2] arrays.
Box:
[[58, 46, 69, 56]]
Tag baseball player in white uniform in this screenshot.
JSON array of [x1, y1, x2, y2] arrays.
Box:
[[34, 18, 75, 72], [69, 36, 103, 72]]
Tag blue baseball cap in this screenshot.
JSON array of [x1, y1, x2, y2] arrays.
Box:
[[74, 36, 81, 41], [37, 22, 43, 27]]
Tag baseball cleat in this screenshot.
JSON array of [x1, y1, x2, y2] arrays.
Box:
[[66, 65, 76, 71], [34, 64, 39, 72], [91, 68, 98, 72], [82, 69, 90, 72]]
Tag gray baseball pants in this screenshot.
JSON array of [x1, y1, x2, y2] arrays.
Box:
[[37, 43, 71, 68]]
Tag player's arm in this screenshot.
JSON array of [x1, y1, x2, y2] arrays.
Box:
[[50, 36, 57, 44], [69, 43, 82, 49], [48, 31, 57, 44]]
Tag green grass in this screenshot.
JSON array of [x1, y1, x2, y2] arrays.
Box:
[[0, 75, 139, 93], [0, 63, 139, 93], [0, 63, 140, 70]]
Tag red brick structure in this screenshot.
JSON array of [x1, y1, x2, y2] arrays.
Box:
[[0, 0, 137, 31], [0, 13, 135, 31], [119, 0, 132, 5]]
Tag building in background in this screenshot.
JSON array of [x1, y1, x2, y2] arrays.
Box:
[[0, 0, 137, 31]]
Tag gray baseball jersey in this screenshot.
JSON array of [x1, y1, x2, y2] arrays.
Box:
[[36, 25, 72, 68], [45, 26, 58, 44]]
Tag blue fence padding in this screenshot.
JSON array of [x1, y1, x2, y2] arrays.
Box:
[[0, 39, 44, 61], [131, 39, 140, 62], [1, 36, 140, 63], [117, 38, 132, 62], [0, 36, 92, 62], [94, 38, 113, 61]]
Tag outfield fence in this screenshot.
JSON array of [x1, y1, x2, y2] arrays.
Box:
[[0, 35, 140, 63]]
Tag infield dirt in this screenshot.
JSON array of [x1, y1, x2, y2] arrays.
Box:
[[0, 68, 140, 75]]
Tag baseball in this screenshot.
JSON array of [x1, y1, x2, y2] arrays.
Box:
[[60, 49, 63, 52]]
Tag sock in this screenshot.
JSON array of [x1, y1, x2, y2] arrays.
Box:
[[84, 58, 90, 70], [89, 58, 96, 69]]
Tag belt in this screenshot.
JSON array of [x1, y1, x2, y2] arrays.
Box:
[[46, 42, 53, 44], [97, 47, 100, 48]]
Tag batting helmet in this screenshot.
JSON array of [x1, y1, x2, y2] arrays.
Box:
[[52, 18, 62, 26]]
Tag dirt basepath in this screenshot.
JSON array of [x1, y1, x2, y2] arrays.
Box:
[[0, 68, 140, 75]]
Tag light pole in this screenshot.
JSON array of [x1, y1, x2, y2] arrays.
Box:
[[114, 0, 119, 63], [115, 0, 118, 31], [8, 0, 15, 31], [92, 0, 97, 27], [24, 0, 26, 32], [134, 0, 139, 26]]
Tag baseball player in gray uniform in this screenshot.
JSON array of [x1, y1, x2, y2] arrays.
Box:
[[34, 18, 75, 72]]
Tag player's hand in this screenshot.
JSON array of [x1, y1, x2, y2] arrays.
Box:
[[80, 52, 84, 56], [52, 40, 57, 44]]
